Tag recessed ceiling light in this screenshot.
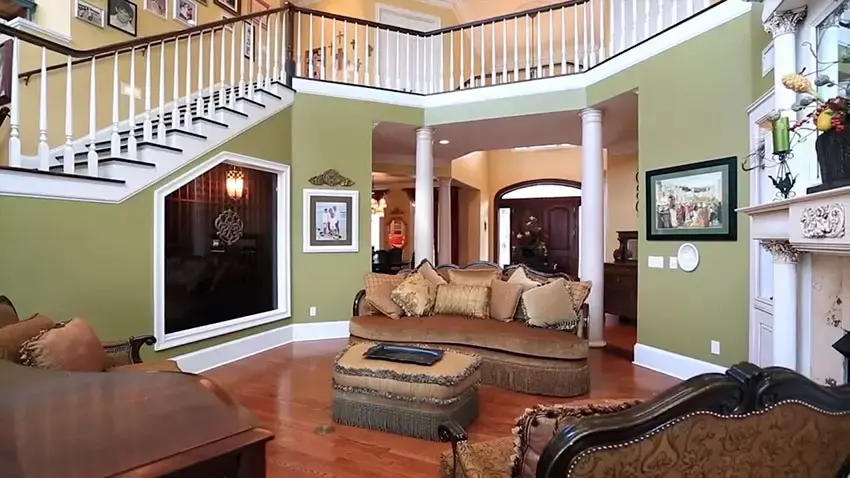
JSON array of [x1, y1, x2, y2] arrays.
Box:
[[439, 139, 450, 145]]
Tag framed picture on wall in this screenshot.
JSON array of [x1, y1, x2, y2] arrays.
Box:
[[75, 0, 106, 28], [0, 41, 13, 108], [144, 0, 167, 18], [107, 0, 138, 36], [242, 21, 254, 59], [215, 0, 240, 15], [303, 189, 359, 253], [173, 0, 197, 26], [645, 156, 738, 241]]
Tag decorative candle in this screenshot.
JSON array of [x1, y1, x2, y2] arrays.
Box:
[[772, 116, 791, 153]]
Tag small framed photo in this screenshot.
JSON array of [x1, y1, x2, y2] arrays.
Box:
[[303, 188, 359, 253], [197, 0, 207, 4], [174, 0, 197, 26], [144, 0, 167, 18], [75, 0, 105, 28], [108, 0, 138, 36], [222, 14, 234, 31], [242, 21, 254, 59], [215, 0, 240, 15], [646, 156, 738, 242], [0, 41, 14, 107]]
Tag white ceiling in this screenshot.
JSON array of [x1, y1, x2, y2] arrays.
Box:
[[372, 91, 638, 168]]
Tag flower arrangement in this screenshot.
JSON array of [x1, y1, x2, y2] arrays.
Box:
[[783, 73, 847, 134], [516, 216, 548, 255]]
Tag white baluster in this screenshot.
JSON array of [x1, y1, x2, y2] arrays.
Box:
[[376, 27, 382, 88], [7, 38, 20, 168], [436, 33, 442, 92], [197, 30, 205, 119], [308, 14, 314, 79], [513, 19, 518, 81], [265, 16, 272, 89], [479, 25, 484, 85], [536, 13, 542, 78], [405, 33, 410, 92], [502, 20, 507, 83], [672, 0, 679, 23], [111, 52, 120, 157], [280, 12, 286, 81], [469, 27, 474, 87], [37, 47, 48, 171], [185, 34, 193, 129], [129, 48, 138, 157], [218, 28, 226, 109], [230, 25, 237, 107], [364, 26, 370, 86], [157, 41, 166, 141], [413, 35, 419, 92], [525, 16, 530, 80], [599, 0, 606, 62], [319, 16, 324, 81], [687, 0, 694, 17], [257, 21, 265, 88], [172, 37, 181, 131], [582, 4, 589, 70], [394, 30, 400, 89], [296, 13, 303, 77], [144, 43, 153, 141], [561, 7, 567, 75], [240, 24, 246, 98], [350, 22, 356, 84], [87, 57, 98, 177], [631, 0, 637, 46], [249, 24, 256, 98], [573, 5, 579, 72], [618, 0, 625, 53], [63, 55, 74, 174], [451, 31, 456, 90], [589, 0, 596, 67], [608, 0, 614, 59], [644, 0, 650, 41], [657, 0, 663, 34], [548, 11, 554, 76], [331, 18, 337, 83], [207, 28, 215, 116], [274, 15, 281, 83]]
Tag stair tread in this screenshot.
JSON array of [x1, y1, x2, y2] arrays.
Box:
[[0, 165, 126, 184], [57, 141, 182, 159], [49, 157, 156, 171]]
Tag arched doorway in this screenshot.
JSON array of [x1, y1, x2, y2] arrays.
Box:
[[493, 179, 581, 277]]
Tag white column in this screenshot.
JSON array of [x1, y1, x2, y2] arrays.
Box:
[[761, 240, 799, 371], [438, 178, 453, 265], [764, 9, 807, 195], [414, 127, 436, 265], [580, 108, 605, 348]]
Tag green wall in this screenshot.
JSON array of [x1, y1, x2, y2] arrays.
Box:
[[587, 12, 770, 367]]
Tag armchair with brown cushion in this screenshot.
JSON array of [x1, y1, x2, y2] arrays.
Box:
[[440, 363, 850, 478]]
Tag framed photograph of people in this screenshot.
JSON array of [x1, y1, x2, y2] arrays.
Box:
[[303, 188, 359, 253], [174, 0, 197, 26], [107, 0, 138, 36], [645, 156, 738, 241], [76, 0, 106, 28], [215, 0, 240, 15], [144, 0, 167, 18]]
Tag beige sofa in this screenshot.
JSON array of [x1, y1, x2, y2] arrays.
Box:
[[350, 262, 591, 397]]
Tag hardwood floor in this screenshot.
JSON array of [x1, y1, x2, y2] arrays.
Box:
[[205, 339, 679, 478]]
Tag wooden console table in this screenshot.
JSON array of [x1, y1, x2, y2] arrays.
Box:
[[604, 231, 638, 322], [0, 361, 273, 477]]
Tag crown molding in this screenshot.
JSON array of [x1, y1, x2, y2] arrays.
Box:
[[414, 0, 461, 8]]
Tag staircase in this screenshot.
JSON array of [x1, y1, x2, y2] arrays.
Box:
[[0, 7, 295, 203]]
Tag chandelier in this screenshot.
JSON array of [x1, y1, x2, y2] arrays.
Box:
[[371, 195, 387, 217]]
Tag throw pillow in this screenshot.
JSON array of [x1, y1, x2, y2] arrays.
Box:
[[564, 280, 593, 317], [446, 268, 501, 286], [521, 278, 578, 329], [433, 284, 490, 319], [417, 260, 448, 286], [510, 399, 642, 478], [507, 268, 544, 321], [391, 272, 437, 317], [364, 273, 407, 319], [489, 279, 524, 322], [0, 313, 55, 362], [19, 317, 109, 372]]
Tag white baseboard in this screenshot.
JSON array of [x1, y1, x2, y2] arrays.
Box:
[[633, 343, 727, 380], [172, 320, 350, 373]]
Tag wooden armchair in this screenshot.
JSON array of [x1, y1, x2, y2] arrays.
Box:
[[439, 362, 850, 477]]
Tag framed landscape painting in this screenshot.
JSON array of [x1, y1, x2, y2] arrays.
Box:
[[645, 156, 738, 241], [303, 189, 359, 253]]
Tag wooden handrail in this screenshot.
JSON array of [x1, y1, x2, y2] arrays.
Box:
[[14, 4, 292, 80]]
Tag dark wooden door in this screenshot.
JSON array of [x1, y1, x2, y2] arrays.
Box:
[[500, 197, 581, 277]]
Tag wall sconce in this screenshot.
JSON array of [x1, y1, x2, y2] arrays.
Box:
[[225, 167, 245, 200]]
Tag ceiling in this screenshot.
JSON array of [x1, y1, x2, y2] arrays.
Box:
[[451, 0, 568, 24], [372, 91, 638, 167]]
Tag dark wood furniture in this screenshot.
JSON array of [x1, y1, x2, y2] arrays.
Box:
[[0, 361, 273, 477], [603, 230, 637, 321]]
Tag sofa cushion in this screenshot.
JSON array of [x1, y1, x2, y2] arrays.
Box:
[[433, 284, 490, 319], [447, 268, 501, 286], [564, 280, 592, 317], [350, 314, 587, 360], [0, 313, 55, 362], [489, 280, 523, 322], [440, 436, 514, 478], [392, 272, 437, 317], [19, 318, 109, 372], [507, 268, 546, 321], [522, 278, 578, 329], [364, 273, 406, 319], [511, 399, 641, 478], [417, 260, 448, 286]]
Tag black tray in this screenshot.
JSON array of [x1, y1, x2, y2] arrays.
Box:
[[362, 344, 444, 366]]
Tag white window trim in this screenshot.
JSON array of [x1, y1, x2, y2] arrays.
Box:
[[152, 152, 291, 351]]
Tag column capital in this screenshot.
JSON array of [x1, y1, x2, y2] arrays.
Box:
[[437, 177, 452, 187], [580, 108, 603, 122], [760, 240, 799, 264], [764, 8, 807, 38], [416, 126, 434, 137]]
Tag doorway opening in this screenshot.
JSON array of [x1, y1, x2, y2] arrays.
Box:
[[494, 179, 581, 277]]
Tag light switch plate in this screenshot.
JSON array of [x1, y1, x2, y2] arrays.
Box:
[[711, 341, 721, 355], [309, 306, 316, 317], [648, 256, 664, 269], [669, 257, 678, 269]]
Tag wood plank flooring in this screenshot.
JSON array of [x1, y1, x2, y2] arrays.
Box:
[[205, 338, 678, 478]]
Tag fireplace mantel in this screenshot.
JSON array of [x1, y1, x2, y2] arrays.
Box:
[[738, 185, 849, 254]]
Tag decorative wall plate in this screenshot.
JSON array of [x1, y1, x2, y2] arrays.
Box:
[[677, 243, 700, 272]]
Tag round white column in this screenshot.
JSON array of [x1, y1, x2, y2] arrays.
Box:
[[764, 9, 808, 195], [414, 127, 435, 265], [580, 108, 605, 348], [762, 240, 799, 371], [438, 177, 453, 265]]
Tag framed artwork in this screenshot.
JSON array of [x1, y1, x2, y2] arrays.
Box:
[[215, 0, 240, 15], [174, 0, 197, 26], [0, 41, 13, 107], [645, 156, 738, 242], [75, 0, 105, 28], [242, 21, 254, 59], [197, 0, 207, 4], [222, 13, 234, 31], [144, 0, 167, 18], [303, 188, 359, 253], [107, 0, 138, 36]]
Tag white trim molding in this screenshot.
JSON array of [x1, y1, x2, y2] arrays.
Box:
[[172, 320, 351, 373], [3, 17, 72, 44], [153, 152, 292, 351], [302, 188, 360, 253], [633, 343, 727, 380]]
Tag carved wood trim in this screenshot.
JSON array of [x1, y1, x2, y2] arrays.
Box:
[[800, 203, 845, 239], [308, 169, 355, 187]]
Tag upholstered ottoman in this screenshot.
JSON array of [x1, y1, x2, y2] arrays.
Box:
[[332, 342, 481, 441]]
